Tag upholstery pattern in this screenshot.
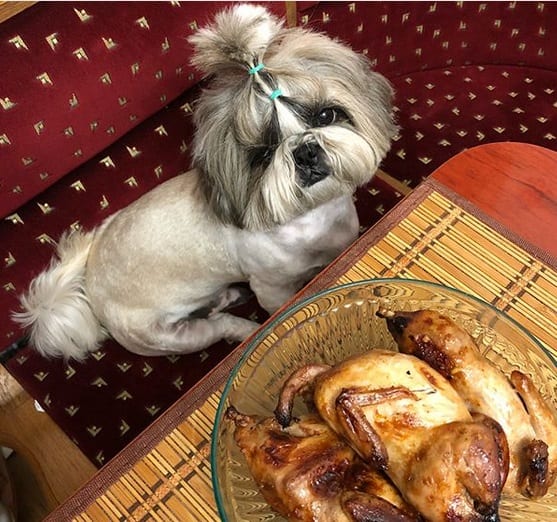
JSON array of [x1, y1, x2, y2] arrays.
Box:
[[0, 1, 243, 219], [1, 1, 555, 465], [301, 1, 557, 186]]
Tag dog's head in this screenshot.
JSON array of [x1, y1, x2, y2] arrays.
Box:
[[189, 5, 397, 230]]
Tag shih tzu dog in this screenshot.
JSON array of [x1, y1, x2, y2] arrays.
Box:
[[13, 4, 397, 359]]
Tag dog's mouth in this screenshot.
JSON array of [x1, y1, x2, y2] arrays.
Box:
[[293, 140, 331, 187]]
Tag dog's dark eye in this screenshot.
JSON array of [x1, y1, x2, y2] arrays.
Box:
[[314, 107, 349, 127]]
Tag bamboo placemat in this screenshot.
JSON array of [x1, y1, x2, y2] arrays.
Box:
[[49, 181, 557, 521]]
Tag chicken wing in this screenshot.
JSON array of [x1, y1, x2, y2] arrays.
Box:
[[379, 308, 557, 498], [275, 350, 508, 521], [225, 407, 421, 521]]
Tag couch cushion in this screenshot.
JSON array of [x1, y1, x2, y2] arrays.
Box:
[[299, 1, 557, 187], [0, 1, 284, 218]]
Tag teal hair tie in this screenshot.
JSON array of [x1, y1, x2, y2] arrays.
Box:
[[248, 63, 265, 75], [269, 88, 282, 100]]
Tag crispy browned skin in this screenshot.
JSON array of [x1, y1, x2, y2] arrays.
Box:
[[276, 350, 507, 521], [226, 407, 421, 521], [379, 308, 557, 498]]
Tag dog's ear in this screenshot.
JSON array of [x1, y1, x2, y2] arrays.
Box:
[[189, 4, 283, 75]]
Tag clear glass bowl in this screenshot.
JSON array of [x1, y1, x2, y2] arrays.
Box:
[[211, 278, 557, 521]]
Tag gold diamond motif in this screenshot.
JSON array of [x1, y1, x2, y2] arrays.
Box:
[[135, 16, 150, 29], [100, 73, 112, 85], [119, 420, 130, 435], [74, 8, 93, 22], [45, 33, 60, 51], [102, 37, 117, 50], [116, 390, 133, 400], [36, 233, 55, 246], [146, 405, 161, 416], [72, 47, 89, 61], [5, 213, 23, 225], [4, 253, 15, 268], [37, 72, 53, 86], [87, 425, 102, 437], [91, 377, 108, 387], [37, 202, 54, 215], [99, 156, 115, 168], [0, 96, 16, 111], [8, 35, 28, 50], [126, 146, 141, 158], [65, 405, 79, 416], [117, 362, 132, 372], [34, 371, 49, 382], [0, 134, 11, 145]]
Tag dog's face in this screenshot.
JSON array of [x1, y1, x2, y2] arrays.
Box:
[[190, 5, 397, 230]]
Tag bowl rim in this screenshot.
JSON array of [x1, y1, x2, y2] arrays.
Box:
[[210, 276, 556, 520]]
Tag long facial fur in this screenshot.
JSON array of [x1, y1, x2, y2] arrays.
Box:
[[189, 6, 397, 231]]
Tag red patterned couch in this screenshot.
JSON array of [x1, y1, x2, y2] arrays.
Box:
[[1, 1, 555, 467]]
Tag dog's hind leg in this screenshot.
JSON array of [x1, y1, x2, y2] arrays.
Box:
[[118, 312, 260, 357]]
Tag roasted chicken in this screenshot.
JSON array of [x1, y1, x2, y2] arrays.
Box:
[[225, 407, 421, 521], [275, 350, 508, 521], [379, 308, 557, 498]]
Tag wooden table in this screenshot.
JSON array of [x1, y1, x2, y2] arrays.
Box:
[[46, 142, 557, 521]]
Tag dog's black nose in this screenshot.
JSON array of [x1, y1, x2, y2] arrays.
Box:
[[294, 141, 320, 168], [293, 141, 330, 187]]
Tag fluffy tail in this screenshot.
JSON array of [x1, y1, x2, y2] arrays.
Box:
[[12, 230, 107, 360]]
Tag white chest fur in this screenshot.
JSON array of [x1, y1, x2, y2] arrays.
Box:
[[233, 195, 359, 306]]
